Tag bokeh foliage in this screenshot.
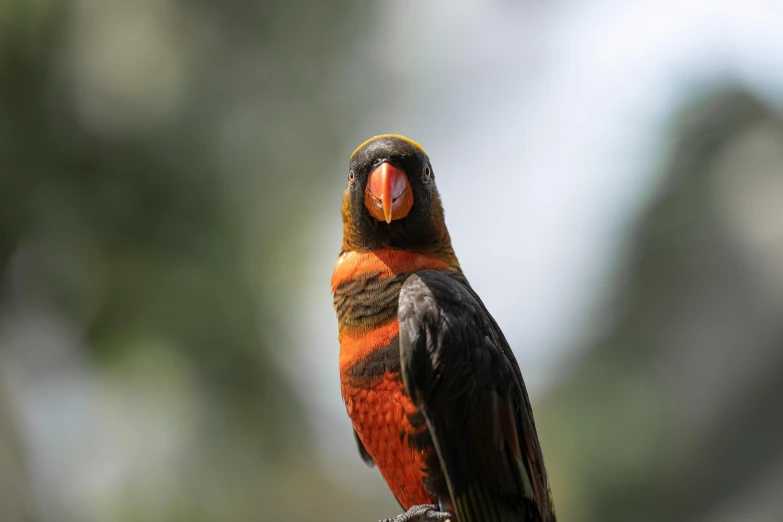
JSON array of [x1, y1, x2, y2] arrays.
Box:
[[539, 89, 783, 522], [0, 1, 384, 521]]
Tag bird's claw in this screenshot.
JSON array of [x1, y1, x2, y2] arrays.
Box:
[[380, 504, 452, 522]]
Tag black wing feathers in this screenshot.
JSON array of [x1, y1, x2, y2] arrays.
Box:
[[399, 270, 554, 522]]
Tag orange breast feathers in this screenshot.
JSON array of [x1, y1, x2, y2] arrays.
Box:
[[333, 248, 454, 508], [331, 248, 453, 291], [332, 248, 455, 373], [342, 373, 433, 508]]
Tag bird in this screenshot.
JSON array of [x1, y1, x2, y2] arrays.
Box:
[[331, 134, 556, 522]]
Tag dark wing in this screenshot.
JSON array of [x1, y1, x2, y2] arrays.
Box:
[[399, 270, 556, 522], [354, 429, 375, 467]]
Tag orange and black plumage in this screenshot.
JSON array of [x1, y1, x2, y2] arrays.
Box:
[[332, 135, 556, 522]]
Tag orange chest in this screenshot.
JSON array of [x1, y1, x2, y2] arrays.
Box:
[[332, 248, 456, 370], [337, 311, 435, 508], [331, 248, 455, 292], [332, 248, 457, 508], [341, 370, 434, 509]]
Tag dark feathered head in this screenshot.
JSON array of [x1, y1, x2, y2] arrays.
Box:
[[341, 135, 453, 255]]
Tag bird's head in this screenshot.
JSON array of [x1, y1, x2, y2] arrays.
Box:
[[340, 134, 452, 254]]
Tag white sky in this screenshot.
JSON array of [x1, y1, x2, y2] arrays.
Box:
[[287, 0, 783, 478]]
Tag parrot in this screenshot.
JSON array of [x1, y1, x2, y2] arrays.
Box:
[[331, 135, 556, 522]]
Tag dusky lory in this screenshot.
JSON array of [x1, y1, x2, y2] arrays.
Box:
[[332, 135, 556, 522]]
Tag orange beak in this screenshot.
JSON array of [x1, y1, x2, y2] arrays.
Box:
[[364, 162, 413, 223]]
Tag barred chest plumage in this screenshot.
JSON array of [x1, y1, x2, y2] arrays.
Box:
[[331, 247, 459, 509]]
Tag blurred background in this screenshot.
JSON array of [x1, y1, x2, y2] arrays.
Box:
[[1, 0, 783, 521]]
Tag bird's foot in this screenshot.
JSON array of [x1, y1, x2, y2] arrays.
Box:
[[380, 504, 452, 522]]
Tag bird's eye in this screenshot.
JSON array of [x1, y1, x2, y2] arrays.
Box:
[[423, 165, 432, 182], [349, 170, 356, 184]]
